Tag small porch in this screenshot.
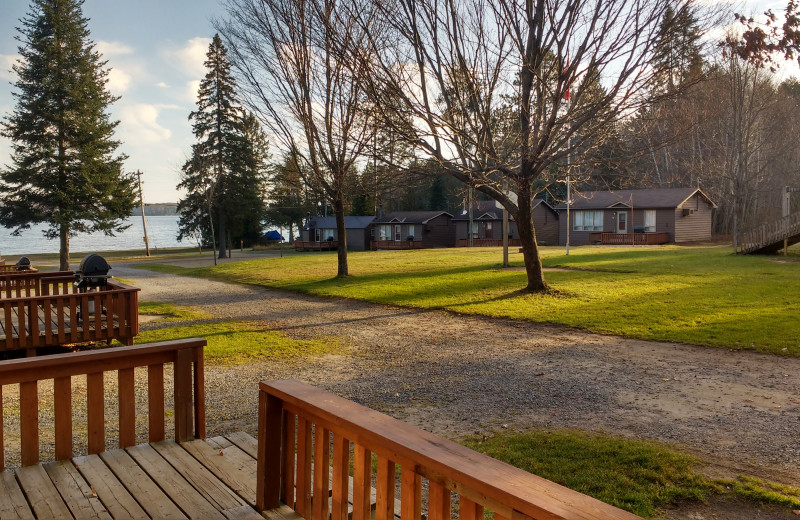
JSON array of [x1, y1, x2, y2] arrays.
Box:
[[589, 232, 670, 245]]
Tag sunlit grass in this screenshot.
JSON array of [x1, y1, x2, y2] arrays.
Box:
[[135, 320, 343, 364], [135, 245, 800, 355], [463, 429, 800, 518], [138, 301, 211, 322], [463, 429, 710, 517]]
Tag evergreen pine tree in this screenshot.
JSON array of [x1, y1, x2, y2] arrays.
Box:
[[178, 34, 266, 258], [0, 0, 136, 270]]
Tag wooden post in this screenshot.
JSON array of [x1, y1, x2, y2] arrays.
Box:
[[256, 391, 284, 511], [173, 348, 193, 442]]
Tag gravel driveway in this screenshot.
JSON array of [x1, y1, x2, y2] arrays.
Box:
[[112, 259, 800, 491]]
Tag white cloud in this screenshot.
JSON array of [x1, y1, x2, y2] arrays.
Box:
[[184, 79, 201, 103], [156, 81, 170, 88], [118, 103, 173, 145], [164, 37, 211, 79], [96, 40, 134, 57], [0, 54, 19, 81], [106, 67, 132, 94]]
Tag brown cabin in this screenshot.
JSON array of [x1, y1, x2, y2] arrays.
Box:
[[453, 199, 559, 247], [555, 187, 716, 245], [371, 211, 455, 249]]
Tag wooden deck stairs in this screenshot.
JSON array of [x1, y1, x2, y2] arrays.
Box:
[[739, 211, 800, 254]]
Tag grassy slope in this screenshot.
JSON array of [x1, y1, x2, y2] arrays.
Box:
[[138, 245, 800, 355]]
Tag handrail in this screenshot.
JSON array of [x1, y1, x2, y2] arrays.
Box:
[[739, 212, 800, 254], [0, 270, 73, 298], [0, 338, 206, 467], [257, 379, 641, 520]]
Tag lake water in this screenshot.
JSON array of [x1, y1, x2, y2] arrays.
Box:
[[1, 216, 189, 256]]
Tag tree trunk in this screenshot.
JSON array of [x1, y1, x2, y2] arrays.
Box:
[[218, 213, 228, 259], [59, 223, 70, 271], [516, 184, 548, 292], [333, 197, 349, 277]]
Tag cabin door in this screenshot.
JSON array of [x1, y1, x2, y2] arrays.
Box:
[[616, 211, 627, 234]]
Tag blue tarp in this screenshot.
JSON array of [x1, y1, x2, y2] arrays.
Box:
[[264, 230, 285, 241]]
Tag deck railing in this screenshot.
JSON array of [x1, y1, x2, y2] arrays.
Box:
[[456, 238, 522, 247], [600, 232, 669, 245], [1, 279, 139, 352], [257, 379, 641, 520], [0, 338, 206, 467], [0, 270, 73, 298], [370, 240, 425, 250], [294, 240, 339, 251], [739, 211, 800, 254]]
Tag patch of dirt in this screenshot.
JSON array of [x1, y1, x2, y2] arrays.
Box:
[[113, 260, 800, 518]]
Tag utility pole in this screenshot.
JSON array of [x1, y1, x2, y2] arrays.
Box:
[[136, 170, 151, 256]]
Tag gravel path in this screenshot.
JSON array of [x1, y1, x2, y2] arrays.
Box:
[[112, 259, 800, 492]]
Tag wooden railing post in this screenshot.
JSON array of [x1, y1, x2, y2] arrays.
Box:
[[257, 390, 285, 511], [174, 347, 194, 442]]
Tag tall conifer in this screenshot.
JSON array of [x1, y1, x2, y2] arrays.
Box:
[[178, 34, 267, 257], [0, 0, 136, 270]]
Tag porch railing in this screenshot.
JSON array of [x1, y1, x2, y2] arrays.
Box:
[[257, 379, 641, 520], [370, 240, 425, 250], [600, 232, 670, 245], [295, 241, 339, 251], [0, 270, 73, 298], [1, 279, 139, 352], [456, 238, 522, 247], [0, 338, 206, 467]]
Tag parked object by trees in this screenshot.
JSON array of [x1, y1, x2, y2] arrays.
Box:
[[360, 0, 718, 292], [0, 0, 136, 270], [218, 0, 380, 277], [178, 34, 268, 259]]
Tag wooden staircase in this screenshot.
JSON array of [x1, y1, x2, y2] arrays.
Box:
[[739, 211, 800, 254]]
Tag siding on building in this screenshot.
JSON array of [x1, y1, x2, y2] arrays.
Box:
[[673, 194, 715, 242]]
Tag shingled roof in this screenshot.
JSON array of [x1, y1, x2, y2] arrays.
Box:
[[372, 211, 453, 224], [452, 199, 556, 220], [554, 187, 716, 210], [306, 216, 375, 230]]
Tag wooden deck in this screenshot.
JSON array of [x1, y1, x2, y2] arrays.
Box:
[[0, 271, 139, 353], [0, 433, 264, 520], [0, 339, 642, 520]]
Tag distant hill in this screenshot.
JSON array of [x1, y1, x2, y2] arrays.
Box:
[[131, 203, 179, 216]]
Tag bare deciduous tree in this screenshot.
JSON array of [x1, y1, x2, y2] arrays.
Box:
[[217, 0, 379, 276], [362, 0, 715, 291]]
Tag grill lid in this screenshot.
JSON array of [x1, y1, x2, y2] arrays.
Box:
[[77, 253, 111, 277], [15, 257, 31, 271]]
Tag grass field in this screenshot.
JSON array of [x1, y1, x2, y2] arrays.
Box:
[[138, 245, 800, 356], [464, 430, 800, 517]]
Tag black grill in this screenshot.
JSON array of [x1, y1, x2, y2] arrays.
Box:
[[75, 254, 112, 289], [15, 257, 31, 271]]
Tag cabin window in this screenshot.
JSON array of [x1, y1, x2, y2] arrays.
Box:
[[377, 224, 392, 240], [573, 210, 603, 231], [643, 210, 656, 232]]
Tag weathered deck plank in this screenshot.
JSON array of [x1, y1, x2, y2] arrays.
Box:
[[126, 443, 228, 519], [15, 464, 74, 519], [0, 470, 34, 519], [73, 454, 150, 520], [43, 459, 112, 519], [100, 449, 189, 520]]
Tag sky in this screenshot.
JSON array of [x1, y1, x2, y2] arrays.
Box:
[[0, 0, 793, 204]]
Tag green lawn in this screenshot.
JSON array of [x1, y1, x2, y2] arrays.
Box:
[[464, 430, 800, 518], [137, 245, 800, 355], [135, 320, 343, 364]]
